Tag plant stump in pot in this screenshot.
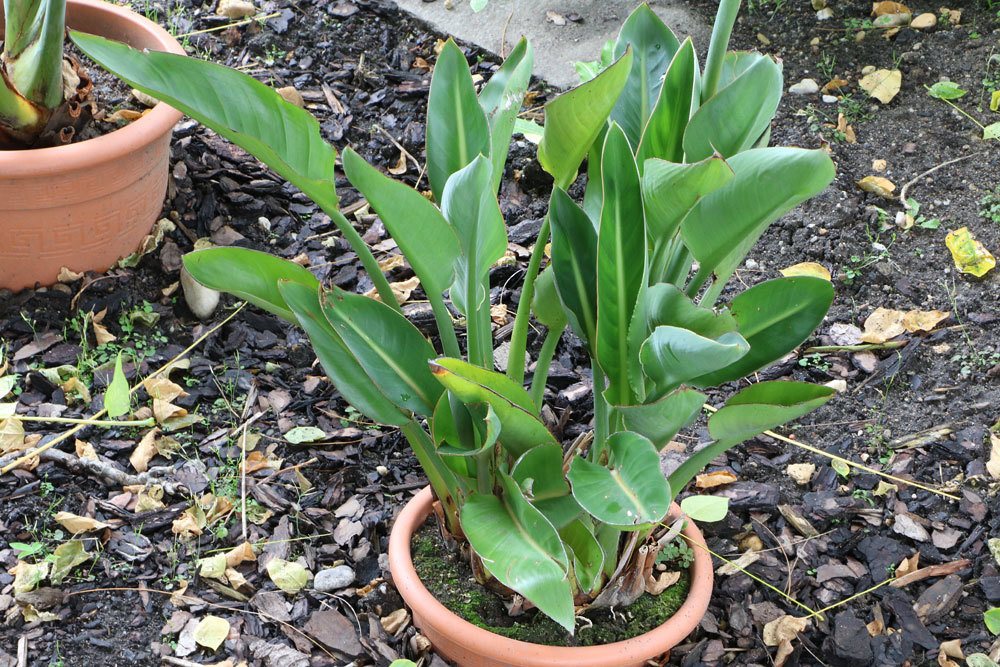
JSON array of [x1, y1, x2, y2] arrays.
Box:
[[0, 0, 183, 292]]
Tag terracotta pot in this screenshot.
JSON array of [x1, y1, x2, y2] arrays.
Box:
[[0, 0, 184, 292], [388, 486, 714, 667]]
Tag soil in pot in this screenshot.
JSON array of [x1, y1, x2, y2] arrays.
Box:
[[65, 42, 147, 143], [412, 521, 692, 648]]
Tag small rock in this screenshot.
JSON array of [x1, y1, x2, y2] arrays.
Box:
[[822, 94, 839, 103], [913, 574, 962, 623], [825, 611, 873, 666], [216, 0, 256, 19], [789, 78, 820, 95], [910, 12, 937, 30], [931, 527, 961, 550], [852, 351, 878, 374], [314, 565, 356, 593], [180, 266, 220, 320], [816, 7, 834, 20]]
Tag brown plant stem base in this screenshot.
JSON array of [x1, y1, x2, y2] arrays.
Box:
[[411, 521, 691, 647]]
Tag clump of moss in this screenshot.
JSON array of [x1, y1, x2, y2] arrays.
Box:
[[411, 524, 691, 647]]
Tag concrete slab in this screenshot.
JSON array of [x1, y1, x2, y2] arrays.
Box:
[[392, 0, 711, 88]]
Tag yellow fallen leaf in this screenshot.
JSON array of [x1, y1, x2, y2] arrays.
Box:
[[946, 227, 996, 277], [198, 553, 228, 580], [266, 558, 310, 594], [0, 418, 26, 454], [194, 615, 230, 651], [11, 560, 49, 594], [861, 307, 907, 343], [874, 480, 899, 496], [901, 309, 949, 333], [858, 69, 902, 104], [92, 308, 117, 346], [780, 262, 832, 281], [987, 433, 1000, 480], [143, 377, 187, 402], [695, 470, 738, 489], [857, 175, 897, 199], [54, 511, 110, 534], [129, 428, 160, 472], [22, 604, 59, 622], [991, 90, 999, 113]]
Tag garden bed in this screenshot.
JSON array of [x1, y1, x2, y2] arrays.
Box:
[[1, 0, 998, 665]]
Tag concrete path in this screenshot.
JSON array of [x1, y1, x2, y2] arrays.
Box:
[[392, 0, 711, 88]]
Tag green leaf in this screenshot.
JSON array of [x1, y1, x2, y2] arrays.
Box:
[[927, 81, 967, 100], [667, 381, 834, 495], [104, 352, 130, 418], [568, 431, 671, 528], [5, 0, 66, 108], [427, 38, 491, 202], [595, 124, 647, 404], [277, 281, 409, 426], [639, 326, 748, 398], [560, 518, 605, 595], [680, 495, 729, 523], [429, 358, 558, 457], [967, 654, 1000, 667], [691, 277, 834, 386], [512, 444, 580, 529], [342, 148, 460, 298], [549, 188, 598, 349], [618, 387, 705, 449], [984, 122, 1000, 142], [183, 248, 319, 323], [681, 148, 836, 304], [986, 608, 1000, 635], [478, 38, 534, 192], [71, 32, 340, 212], [50, 540, 92, 585], [641, 155, 734, 242], [538, 47, 634, 189], [683, 54, 783, 161], [284, 426, 326, 444], [462, 474, 574, 632], [610, 4, 680, 147], [532, 266, 568, 331], [319, 288, 442, 417], [636, 38, 698, 165]]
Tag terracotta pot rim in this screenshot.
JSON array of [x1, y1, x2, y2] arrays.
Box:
[[388, 486, 714, 665], [0, 0, 184, 176]]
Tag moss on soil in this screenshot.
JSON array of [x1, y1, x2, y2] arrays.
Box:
[[412, 523, 691, 647]]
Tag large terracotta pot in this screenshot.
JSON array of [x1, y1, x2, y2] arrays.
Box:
[[388, 486, 714, 667], [0, 0, 184, 292]]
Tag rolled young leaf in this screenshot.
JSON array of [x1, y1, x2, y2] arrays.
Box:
[[426, 38, 491, 202], [462, 473, 575, 632], [478, 37, 534, 193], [549, 188, 598, 350], [560, 518, 605, 595], [511, 443, 581, 529], [636, 38, 697, 166]]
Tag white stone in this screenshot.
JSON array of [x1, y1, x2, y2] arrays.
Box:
[[816, 8, 834, 20], [822, 94, 839, 103], [314, 565, 356, 592], [789, 78, 820, 95]]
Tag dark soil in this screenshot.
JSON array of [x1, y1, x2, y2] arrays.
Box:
[[1, 0, 999, 665]]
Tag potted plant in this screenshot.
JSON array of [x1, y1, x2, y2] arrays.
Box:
[[75, 0, 836, 663], [0, 0, 184, 292]]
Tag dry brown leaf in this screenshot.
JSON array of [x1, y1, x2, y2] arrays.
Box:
[[377, 254, 405, 272], [987, 433, 1000, 480], [0, 418, 26, 455], [130, 428, 160, 472], [276, 86, 304, 108], [75, 438, 98, 460], [153, 398, 186, 424], [857, 175, 897, 199], [837, 113, 857, 143], [225, 541, 257, 568], [695, 470, 738, 489], [490, 303, 508, 326], [938, 639, 964, 667], [896, 552, 921, 579], [645, 570, 681, 595], [822, 77, 849, 93], [867, 617, 885, 636], [716, 550, 760, 576], [57, 266, 83, 283], [92, 309, 117, 346], [763, 615, 811, 646], [901, 309, 949, 333], [105, 108, 146, 124], [54, 511, 110, 534], [380, 608, 410, 635], [388, 149, 408, 175], [858, 69, 902, 104], [61, 376, 91, 404], [872, 1, 910, 15], [144, 377, 187, 402], [861, 307, 907, 343]]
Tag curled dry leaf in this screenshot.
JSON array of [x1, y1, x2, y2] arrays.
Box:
[[861, 307, 907, 344], [695, 470, 738, 489], [381, 607, 411, 635], [946, 227, 996, 278], [938, 638, 965, 667], [987, 433, 1000, 480], [858, 69, 902, 104], [130, 428, 160, 472], [857, 175, 897, 199], [779, 261, 832, 281]]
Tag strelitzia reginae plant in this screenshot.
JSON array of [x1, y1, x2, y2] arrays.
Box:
[[1, 0, 94, 147], [74, 0, 836, 633]]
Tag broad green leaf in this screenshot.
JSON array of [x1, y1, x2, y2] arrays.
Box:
[[985, 123, 1000, 142], [266, 558, 310, 594], [429, 358, 557, 456], [683, 55, 783, 161], [636, 38, 697, 165], [538, 47, 633, 189], [927, 81, 966, 100], [532, 266, 568, 331], [184, 248, 319, 323], [641, 156, 734, 242], [50, 540, 91, 585], [668, 381, 834, 495], [692, 277, 834, 386], [512, 444, 580, 529], [319, 288, 442, 417], [462, 474, 574, 632], [595, 523, 622, 578], [560, 518, 605, 595], [596, 124, 646, 404], [549, 188, 598, 349], [610, 4, 680, 147], [284, 426, 326, 444], [986, 608, 1000, 635], [427, 39, 491, 202], [278, 281, 408, 426], [680, 495, 729, 522], [630, 283, 737, 348], [434, 396, 498, 460], [104, 352, 130, 418], [681, 148, 836, 304], [618, 387, 705, 449], [967, 654, 999, 667], [478, 37, 534, 193], [639, 326, 748, 398], [441, 156, 507, 318], [72, 32, 340, 212], [342, 148, 460, 298], [568, 431, 670, 528]]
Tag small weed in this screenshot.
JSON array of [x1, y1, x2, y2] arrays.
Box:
[[843, 17, 875, 31], [798, 353, 831, 372], [905, 198, 942, 230], [843, 226, 895, 284], [817, 52, 837, 81], [980, 185, 1000, 224], [838, 94, 873, 125], [746, 0, 787, 17], [656, 535, 694, 569]]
